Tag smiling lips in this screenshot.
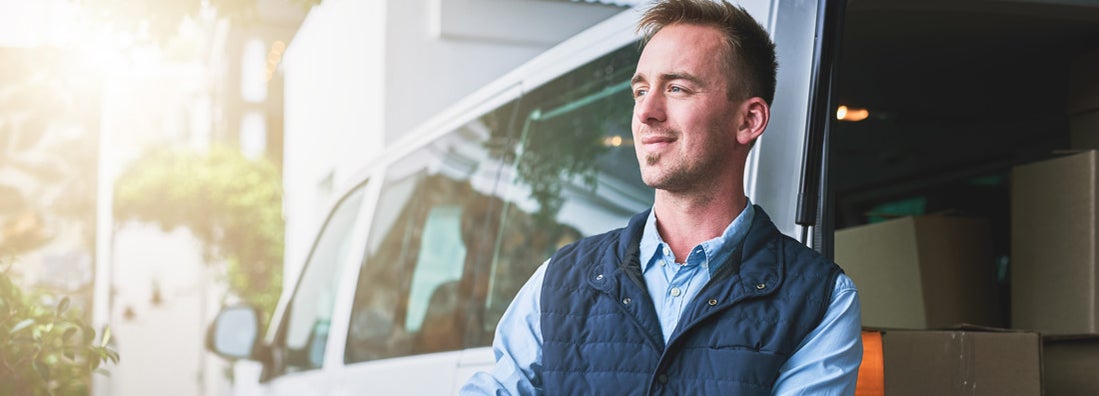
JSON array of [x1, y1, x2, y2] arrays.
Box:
[[641, 134, 677, 150]]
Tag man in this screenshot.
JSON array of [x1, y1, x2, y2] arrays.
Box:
[[463, 0, 861, 394]]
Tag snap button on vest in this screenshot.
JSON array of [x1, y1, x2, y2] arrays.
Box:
[[657, 374, 668, 384], [708, 299, 718, 306], [622, 297, 632, 305], [595, 274, 604, 281], [756, 283, 766, 290]]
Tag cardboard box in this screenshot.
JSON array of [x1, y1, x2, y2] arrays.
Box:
[[1043, 335, 1099, 396], [1011, 151, 1099, 334], [858, 329, 1042, 396], [835, 216, 1001, 329]]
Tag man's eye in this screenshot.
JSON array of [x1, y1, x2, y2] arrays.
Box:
[[634, 89, 647, 98], [669, 86, 684, 93]]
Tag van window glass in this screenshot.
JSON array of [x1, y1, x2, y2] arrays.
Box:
[[344, 103, 512, 363], [479, 44, 654, 341], [281, 185, 368, 372]]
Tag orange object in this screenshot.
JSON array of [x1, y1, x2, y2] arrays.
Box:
[[856, 331, 884, 396]]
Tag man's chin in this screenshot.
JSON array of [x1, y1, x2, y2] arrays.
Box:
[[645, 153, 661, 166]]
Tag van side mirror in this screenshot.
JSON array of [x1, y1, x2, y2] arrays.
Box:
[[207, 305, 260, 360]]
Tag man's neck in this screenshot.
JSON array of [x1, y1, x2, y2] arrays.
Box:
[[653, 189, 747, 262]]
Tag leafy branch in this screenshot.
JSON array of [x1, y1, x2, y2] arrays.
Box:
[[0, 266, 117, 396]]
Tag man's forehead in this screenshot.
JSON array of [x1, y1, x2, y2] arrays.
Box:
[[634, 25, 729, 82]]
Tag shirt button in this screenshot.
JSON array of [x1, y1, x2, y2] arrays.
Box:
[[662, 246, 671, 256], [670, 287, 681, 297]]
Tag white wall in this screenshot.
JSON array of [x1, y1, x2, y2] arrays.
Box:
[[282, 0, 624, 288], [282, 0, 386, 286]]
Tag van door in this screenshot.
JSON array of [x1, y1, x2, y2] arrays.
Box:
[[259, 181, 375, 396], [332, 91, 521, 395], [749, 0, 838, 244]]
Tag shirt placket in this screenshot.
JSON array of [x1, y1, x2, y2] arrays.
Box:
[[660, 246, 706, 338]]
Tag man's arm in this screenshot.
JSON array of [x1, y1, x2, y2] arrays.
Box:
[[771, 273, 862, 396], [460, 262, 548, 396]]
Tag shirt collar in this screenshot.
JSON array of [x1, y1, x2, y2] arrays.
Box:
[[639, 199, 755, 276]]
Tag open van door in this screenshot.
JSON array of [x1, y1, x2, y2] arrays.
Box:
[[750, 0, 846, 250]]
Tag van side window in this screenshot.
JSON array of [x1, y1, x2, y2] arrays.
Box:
[[344, 109, 509, 364], [479, 44, 654, 341], [279, 185, 368, 373]]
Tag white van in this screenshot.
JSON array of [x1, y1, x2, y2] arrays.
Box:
[[207, 0, 1099, 394]]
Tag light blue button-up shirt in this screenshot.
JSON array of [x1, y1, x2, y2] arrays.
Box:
[[641, 204, 754, 342], [462, 204, 862, 395]]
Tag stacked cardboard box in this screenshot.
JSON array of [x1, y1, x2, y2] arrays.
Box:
[[1043, 335, 1099, 396], [1011, 150, 1099, 395], [835, 215, 1002, 329], [856, 329, 1041, 396], [1011, 150, 1099, 334], [837, 215, 1043, 394]]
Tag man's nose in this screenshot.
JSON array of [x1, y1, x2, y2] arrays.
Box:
[[635, 93, 666, 124]]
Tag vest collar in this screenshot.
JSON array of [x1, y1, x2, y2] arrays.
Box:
[[585, 205, 786, 310]]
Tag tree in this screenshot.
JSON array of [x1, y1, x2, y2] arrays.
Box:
[[0, 263, 118, 396], [0, 48, 99, 261], [113, 146, 284, 322]]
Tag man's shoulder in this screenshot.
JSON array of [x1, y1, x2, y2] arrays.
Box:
[[553, 209, 649, 260], [747, 209, 840, 274], [767, 231, 843, 279], [554, 226, 627, 260]]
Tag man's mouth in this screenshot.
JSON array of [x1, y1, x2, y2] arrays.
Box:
[[641, 134, 677, 150]]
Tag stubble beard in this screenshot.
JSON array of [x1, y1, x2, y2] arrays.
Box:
[[641, 151, 686, 191]]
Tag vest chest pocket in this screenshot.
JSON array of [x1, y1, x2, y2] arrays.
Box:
[[668, 345, 789, 390]]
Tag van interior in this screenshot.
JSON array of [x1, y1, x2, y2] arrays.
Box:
[[830, 0, 1099, 325]]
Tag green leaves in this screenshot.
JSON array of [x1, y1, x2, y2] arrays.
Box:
[[10, 319, 34, 335], [114, 146, 284, 325], [101, 326, 111, 348], [0, 270, 118, 395], [56, 297, 70, 318]]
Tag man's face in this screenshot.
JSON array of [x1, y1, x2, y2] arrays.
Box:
[[631, 23, 744, 192]]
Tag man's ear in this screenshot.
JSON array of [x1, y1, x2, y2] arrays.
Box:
[[736, 97, 769, 145]]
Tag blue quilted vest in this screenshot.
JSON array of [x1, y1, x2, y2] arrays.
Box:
[[540, 206, 842, 395]]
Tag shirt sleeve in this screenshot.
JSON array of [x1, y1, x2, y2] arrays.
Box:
[[771, 273, 863, 396], [460, 261, 548, 396]]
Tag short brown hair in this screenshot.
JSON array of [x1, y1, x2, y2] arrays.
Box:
[[638, 0, 778, 105]]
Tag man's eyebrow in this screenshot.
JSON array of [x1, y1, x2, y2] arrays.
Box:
[[630, 72, 704, 86], [662, 72, 704, 86]]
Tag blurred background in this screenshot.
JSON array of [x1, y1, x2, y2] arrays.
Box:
[[0, 0, 631, 394]]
